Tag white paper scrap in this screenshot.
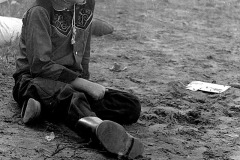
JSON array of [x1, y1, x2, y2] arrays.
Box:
[[45, 132, 55, 141], [186, 81, 231, 93]]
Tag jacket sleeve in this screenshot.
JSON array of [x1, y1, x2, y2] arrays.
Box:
[[25, 7, 80, 83], [81, 25, 92, 80]]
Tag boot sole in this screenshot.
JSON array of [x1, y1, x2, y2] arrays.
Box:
[[21, 98, 41, 124], [96, 120, 144, 159]]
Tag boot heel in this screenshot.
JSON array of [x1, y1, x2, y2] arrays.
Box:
[[126, 137, 144, 159]]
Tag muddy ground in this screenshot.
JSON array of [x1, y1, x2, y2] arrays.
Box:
[[2, 0, 240, 159]]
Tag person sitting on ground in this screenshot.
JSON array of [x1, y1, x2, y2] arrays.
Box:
[[12, 0, 144, 159]]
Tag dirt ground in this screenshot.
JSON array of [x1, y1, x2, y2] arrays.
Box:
[[2, 0, 240, 159]]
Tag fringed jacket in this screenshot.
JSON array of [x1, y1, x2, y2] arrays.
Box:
[[14, 0, 95, 82]]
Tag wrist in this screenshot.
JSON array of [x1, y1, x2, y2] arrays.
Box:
[[70, 78, 94, 92]]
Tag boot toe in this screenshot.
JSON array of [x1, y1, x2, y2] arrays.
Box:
[[22, 98, 41, 124]]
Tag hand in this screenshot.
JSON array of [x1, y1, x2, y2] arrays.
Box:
[[85, 81, 106, 100], [70, 78, 106, 100]]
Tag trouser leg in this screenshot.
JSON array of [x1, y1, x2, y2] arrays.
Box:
[[12, 74, 96, 127], [89, 88, 142, 125], [13, 74, 141, 126]]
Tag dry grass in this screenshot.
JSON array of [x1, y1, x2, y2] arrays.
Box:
[[0, 0, 31, 17], [0, 0, 32, 66]]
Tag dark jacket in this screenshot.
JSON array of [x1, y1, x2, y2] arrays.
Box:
[[14, 0, 95, 83]]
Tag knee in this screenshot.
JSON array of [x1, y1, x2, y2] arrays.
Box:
[[123, 98, 141, 124]]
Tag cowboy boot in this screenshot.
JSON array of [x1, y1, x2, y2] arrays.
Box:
[[21, 98, 41, 124], [75, 117, 144, 159]]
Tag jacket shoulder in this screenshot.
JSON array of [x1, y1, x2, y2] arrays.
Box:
[[25, 0, 52, 18], [24, 6, 50, 22]]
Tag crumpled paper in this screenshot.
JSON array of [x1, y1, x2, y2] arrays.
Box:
[[109, 62, 127, 72]]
